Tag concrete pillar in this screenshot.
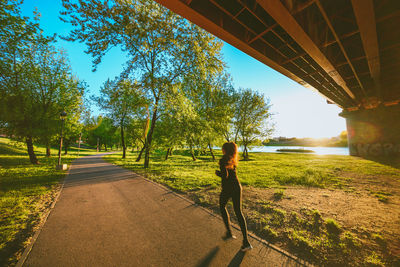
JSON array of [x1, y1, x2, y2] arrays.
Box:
[[340, 104, 400, 158]]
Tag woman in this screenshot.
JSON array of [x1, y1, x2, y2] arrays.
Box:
[[215, 142, 252, 252]]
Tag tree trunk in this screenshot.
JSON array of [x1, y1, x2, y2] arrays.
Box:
[[243, 145, 248, 160], [26, 136, 39, 164], [105, 143, 107, 152], [165, 148, 170, 160], [136, 145, 145, 162], [46, 142, 51, 157], [77, 132, 82, 157], [64, 142, 68, 155], [190, 145, 196, 161], [144, 104, 158, 168], [121, 125, 126, 159], [169, 147, 173, 156], [208, 143, 215, 161]]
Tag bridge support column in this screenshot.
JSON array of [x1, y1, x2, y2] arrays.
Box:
[[340, 104, 400, 158]]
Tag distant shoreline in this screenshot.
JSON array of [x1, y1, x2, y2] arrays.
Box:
[[276, 148, 315, 153], [264, 144, 348, 148]]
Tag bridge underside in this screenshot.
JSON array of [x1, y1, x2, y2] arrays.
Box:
[[155, 0, 400, 157]]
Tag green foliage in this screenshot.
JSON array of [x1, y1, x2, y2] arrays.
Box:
[[371, 191, 392, 203], [273, 189, 285, 200], [0, 1, 85, 163], [372, 233, 386, 247], [325, 218, 342, 236], [93, 78, 147, 157], [232, 88, 274, 160], [364, 252, 385, 267], [262, 225, 279, 240], [341, 231, 361, 249], [286, 230, 315, 258], [61, 0, 226, 167]]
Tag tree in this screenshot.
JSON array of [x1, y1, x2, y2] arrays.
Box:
[[1, 0, 41, 163], [94, 78, 146, 158], [0, 2, 85, 163], [60, 0, 223, 167], [85, 116, 118, 151], [233, 89, 274, 160], [187, 72, 236, 160]]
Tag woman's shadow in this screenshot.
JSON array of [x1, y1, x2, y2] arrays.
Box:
[[195, 247, 246, 267], [227, 250, 246, 267]]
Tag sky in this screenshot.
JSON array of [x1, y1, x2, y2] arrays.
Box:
[[20, 0, 346, 139]]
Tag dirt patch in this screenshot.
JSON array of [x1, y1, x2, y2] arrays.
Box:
[[185, 177, 400, 266], [246, 186, 400, 253]]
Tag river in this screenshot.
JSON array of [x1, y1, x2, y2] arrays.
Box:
[[241, 146, 349, 155]]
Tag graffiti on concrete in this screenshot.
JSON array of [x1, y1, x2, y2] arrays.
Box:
[[350, 143, 400, 157]]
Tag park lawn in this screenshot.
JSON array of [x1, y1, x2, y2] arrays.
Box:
[[0, 137, 97, 266], [105, 150, 400, 266]]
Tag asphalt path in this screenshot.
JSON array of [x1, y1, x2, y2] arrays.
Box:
[[23, 154, 305, 267]]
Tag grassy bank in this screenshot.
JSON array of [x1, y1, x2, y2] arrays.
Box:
[[105, 150, 400, 266], [0, 137, 97, 266]]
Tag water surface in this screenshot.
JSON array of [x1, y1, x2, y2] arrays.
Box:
[[241, 146, 349, 156]]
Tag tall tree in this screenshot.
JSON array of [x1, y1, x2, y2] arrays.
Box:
[[94, 78, 146, 158], [233, 89, 274, 160], [85, 116, 118, 151], [0, 1, 84, 163], [60, 0, 223, 167]]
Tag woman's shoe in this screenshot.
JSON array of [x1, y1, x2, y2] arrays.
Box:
[[222, 232, 237, 241], [240, 242, 253, 252]]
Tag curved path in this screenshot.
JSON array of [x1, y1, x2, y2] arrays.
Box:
[[23, 154, 305, 267]]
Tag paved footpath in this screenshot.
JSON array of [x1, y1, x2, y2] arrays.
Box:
[[23, 154, 306, 267]]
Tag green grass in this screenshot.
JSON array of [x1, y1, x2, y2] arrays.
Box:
[[105, 149, 400, 266], [105, 149, 400, 191], [0, 137, 97, 266], [273, 189, 285, 200]]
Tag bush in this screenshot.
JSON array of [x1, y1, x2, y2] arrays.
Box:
[[325, 218, 342, 236], [273, 189, 284, 200]]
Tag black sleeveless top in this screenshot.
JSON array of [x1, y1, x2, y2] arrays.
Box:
[[217, 157, 240, 189]]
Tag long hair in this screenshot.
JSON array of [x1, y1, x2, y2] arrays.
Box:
[[220, 142, 238, 169]]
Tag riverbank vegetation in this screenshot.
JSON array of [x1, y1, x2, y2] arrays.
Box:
[[266, 131, 348, 147], [105, 150, 400, 266], [0, 137, 96, 266]]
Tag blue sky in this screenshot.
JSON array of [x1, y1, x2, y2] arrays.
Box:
[[21, 0, 346, 138]]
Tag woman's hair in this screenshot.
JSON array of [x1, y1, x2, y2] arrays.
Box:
[[220, 142, 238, 169]]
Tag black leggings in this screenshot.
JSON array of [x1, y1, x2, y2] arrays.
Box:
[[219, 184, 249, 243]]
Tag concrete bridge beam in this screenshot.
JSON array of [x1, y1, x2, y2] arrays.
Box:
[[340, 104, 400, 158]]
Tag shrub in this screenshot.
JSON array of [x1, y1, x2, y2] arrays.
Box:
[[325, 218, 342, 236], [364, 252, 385, 267], [273, 189, 284, 200]]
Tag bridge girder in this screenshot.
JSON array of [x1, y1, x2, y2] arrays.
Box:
[[155, 0, 400, 112]]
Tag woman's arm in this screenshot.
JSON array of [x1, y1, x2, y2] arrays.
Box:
[[216, 165, 228, 179]]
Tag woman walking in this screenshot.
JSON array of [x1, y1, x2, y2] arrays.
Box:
[[215, 142, 252, 251]]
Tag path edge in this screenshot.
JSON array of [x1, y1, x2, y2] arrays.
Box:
[[15, 158, 77, 267]]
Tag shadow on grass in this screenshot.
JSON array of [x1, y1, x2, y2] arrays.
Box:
[[1, 173, 63, 192], [0, 211, 40, 266], [363, 156, 400, 170], [0, 143, 27, 156], [0, 156, 32, 167]]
